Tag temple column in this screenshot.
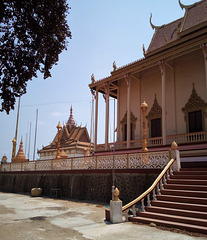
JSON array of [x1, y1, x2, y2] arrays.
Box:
[[117, 84, 120, 142], [105, 83, 109, 150], [137, 76, 141, 139], [94, 88, 99, 151], [201, 44, 207, 102], [159, 61, 166, 145], [126, 74, 131, 148]]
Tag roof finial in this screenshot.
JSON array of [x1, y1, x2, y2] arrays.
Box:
[[178, 0, 198, 10], [150, 13, 159, 30], [91, 74, 95, 83], [142, 44, 146, 56], [113, 61, 117, 71], [67, 105, 75, 129]]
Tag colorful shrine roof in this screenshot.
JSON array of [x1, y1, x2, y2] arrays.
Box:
[[38, 107, 92, 153]]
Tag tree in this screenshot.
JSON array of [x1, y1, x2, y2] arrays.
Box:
[[0, 0, 71, 114]]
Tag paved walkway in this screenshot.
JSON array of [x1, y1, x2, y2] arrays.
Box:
[[0, 192, 206, 240]]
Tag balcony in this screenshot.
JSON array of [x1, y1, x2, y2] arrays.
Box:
[[96, 131, 207, 152]]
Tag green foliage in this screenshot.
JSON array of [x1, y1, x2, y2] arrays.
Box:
[[0, 0, 71, 113]]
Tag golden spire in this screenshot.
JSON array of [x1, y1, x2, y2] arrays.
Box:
[[15, 138, 27, 162], [67, 106, 75, 129]]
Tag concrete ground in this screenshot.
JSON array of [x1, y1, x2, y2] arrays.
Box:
[[0, 192, 206, 240]]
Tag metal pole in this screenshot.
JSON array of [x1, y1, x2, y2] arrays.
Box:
[[28, 122, 32, 160], [33, 109, 38, 160]]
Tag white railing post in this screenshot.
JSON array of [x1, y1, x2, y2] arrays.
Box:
[[147, 194, 151, 206], [171, 141, 181, 171], [141, 199, 145, 212]]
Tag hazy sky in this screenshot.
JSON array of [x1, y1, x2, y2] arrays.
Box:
[[0, 0, 195, 161]]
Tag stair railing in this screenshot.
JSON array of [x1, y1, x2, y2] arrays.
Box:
[[122, 155, 176, 221]]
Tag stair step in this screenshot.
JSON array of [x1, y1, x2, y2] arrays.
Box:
[[174, 170, 207, 175], [128, 216, 207, 234], [145, 206, 207, 219], [160, 189, 207, 198], [137, 211, 207, 227], [152, 200, 207, 212], [181, 168, 207, 172], [157, 195, 207, 205], [171, 175, 207, 180], [164, 184, 207, 191], [167, 179, 207, 185]]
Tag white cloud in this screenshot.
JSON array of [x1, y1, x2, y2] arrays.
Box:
[[50, 112, 62, 118], [38, 120, 45, 125]]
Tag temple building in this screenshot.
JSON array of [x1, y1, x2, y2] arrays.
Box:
[[38, 107, 93, 160], [89, 0, 207, 159]]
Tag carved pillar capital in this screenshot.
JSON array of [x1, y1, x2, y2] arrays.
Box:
[[124, 74, 129, 87], [201, 43, 207, 60], [158, 60, 165, 75]]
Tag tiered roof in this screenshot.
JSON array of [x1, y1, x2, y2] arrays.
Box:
[[147, 0, 207, 55], [89, 0, 207, 89], [38, 107, 92, 155]]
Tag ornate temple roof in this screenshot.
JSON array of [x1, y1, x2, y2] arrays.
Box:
[[146, 18, 183, 54], [146, 0, 207, 54], [38, 107, 92, 154], [89, 0, 207, 88]]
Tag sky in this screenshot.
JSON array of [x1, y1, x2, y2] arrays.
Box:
[[0, 0, 197, 161]]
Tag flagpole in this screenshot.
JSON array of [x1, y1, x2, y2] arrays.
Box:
[[11, 97, 21, 162]]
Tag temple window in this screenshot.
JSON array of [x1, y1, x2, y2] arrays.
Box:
[[146, 94, 162, 138], [182, 83, 206, 133], [151, 118, 162, 137], [121, 111, 137, 141]]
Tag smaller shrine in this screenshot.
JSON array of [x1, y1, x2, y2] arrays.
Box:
[[12, 139, 29, 163], [38, 106, 93, 160]]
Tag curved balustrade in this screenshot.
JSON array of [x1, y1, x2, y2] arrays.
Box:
[[122, 158, 175, 219]]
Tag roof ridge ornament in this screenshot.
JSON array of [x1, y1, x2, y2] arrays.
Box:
[[178, 0, 199, 10], [150, 13, 164, 30]]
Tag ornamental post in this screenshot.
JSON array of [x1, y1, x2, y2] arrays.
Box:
[[56, 122, 62, 159], [141, 100, 148, 152]]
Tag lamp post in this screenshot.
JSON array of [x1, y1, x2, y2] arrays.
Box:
[[56, 122, 62, 159], [141, 99, 148, 152]]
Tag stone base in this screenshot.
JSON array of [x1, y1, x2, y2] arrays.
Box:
[[31, 188, 42, 197], [110, 200, 122, 223]]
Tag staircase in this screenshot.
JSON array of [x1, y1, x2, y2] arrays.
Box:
[[128, 167, 207, 235]]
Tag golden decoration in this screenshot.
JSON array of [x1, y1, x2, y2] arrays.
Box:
[[171, 141, 178, 150], [141, 99, 148, 152], [112, 188, 121, 201], [56, 122, 62, 159]]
